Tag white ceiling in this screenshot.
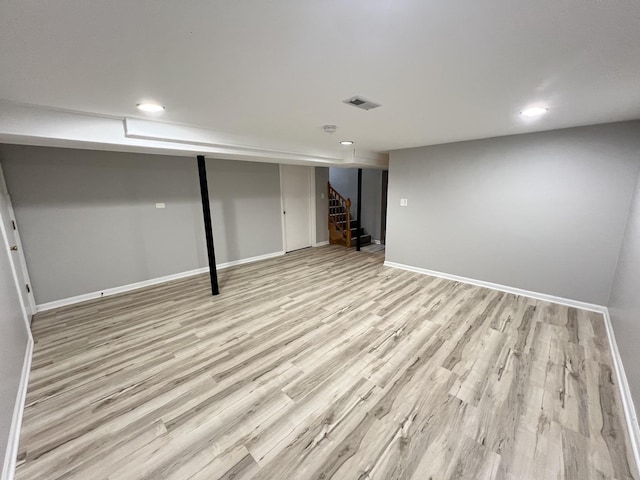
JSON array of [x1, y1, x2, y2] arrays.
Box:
[[1, 0, 639, 156]]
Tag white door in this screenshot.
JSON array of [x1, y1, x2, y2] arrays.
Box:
[[280, 165, 312, 252], [0, 164, 36, 320]]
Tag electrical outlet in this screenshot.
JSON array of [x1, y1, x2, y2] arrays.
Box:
[[400, 198, 408, 207]]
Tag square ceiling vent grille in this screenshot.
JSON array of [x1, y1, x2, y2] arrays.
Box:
[[343, 96, 381, 111]]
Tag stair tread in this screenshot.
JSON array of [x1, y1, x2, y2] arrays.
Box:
[[350, 234, 372, 248]]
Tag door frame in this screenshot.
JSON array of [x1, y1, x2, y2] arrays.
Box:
[[0, 162, 36, 320], [279, 164, 316, 253]]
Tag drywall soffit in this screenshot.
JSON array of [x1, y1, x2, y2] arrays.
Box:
[[0, 101, 389, 167]]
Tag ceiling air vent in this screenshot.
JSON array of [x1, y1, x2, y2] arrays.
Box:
[[343, 96, 381, 111]]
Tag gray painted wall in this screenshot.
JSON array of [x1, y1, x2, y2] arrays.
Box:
[[609, 169, 640, 411], [315, 167, 329, 244], [386, 122, 640, 305], [0, 145, 283, 304], [329, 167, 383, 241]]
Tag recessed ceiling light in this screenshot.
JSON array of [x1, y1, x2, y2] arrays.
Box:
[[340, 140, 354, 145], [520, 106, 548, 117], [137, 103, 165, 113]]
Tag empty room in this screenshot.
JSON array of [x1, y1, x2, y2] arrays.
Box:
[[1, 1, 640, 479]]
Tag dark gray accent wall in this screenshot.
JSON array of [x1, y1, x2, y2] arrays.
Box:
[[361, 169, 382, 242], [0, 145, 283, 304], [329, 167, 383, 241], [386, 122, 640, 305], [329, 168, 358, 215], [609, 169, 640, 412], [315, 167, 329, 244]]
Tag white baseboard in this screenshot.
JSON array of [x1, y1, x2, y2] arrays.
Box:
[[2, 338, 33, 480], [36, 251, 285, 312], [384, 260, 640, 472], [36, 267, 208, 312], [383, 261, 605, 313], [217, 251, 284, 269], [313, 240, 381, 247], [602, 308, 640, 472]]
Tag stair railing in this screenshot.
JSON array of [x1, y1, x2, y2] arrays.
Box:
[[328, 182, 352, 247]]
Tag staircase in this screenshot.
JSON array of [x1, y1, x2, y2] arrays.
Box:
[[328, 182, 372, 248]]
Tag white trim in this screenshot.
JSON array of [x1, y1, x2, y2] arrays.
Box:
[[0, 164, 33, 326], [124, 117, 350, 166], [36, 251, 284, 312], [313, 240, 329, 247], [37, 267, 208, 311], [218, 251, 284, 269], [0, 229, 27, 327], [602, 308, 640, 471], [383, 261, 605, 312], [384, 260, 640, 473], [5, 200, 36, 318], [1, 338, 33, 480]]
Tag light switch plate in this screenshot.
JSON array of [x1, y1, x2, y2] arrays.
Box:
[[400, 198, 408, 207], [155, 203, 166, 209]]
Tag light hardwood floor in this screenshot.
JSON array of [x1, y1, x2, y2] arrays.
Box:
[[16, 245, 638, 479]]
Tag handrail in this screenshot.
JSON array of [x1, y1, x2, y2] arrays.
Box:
[[328, 182, 352, 247], [329, 183, 349, 206]]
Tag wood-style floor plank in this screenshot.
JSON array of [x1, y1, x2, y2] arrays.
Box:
[[15, 245, 638, 480]]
